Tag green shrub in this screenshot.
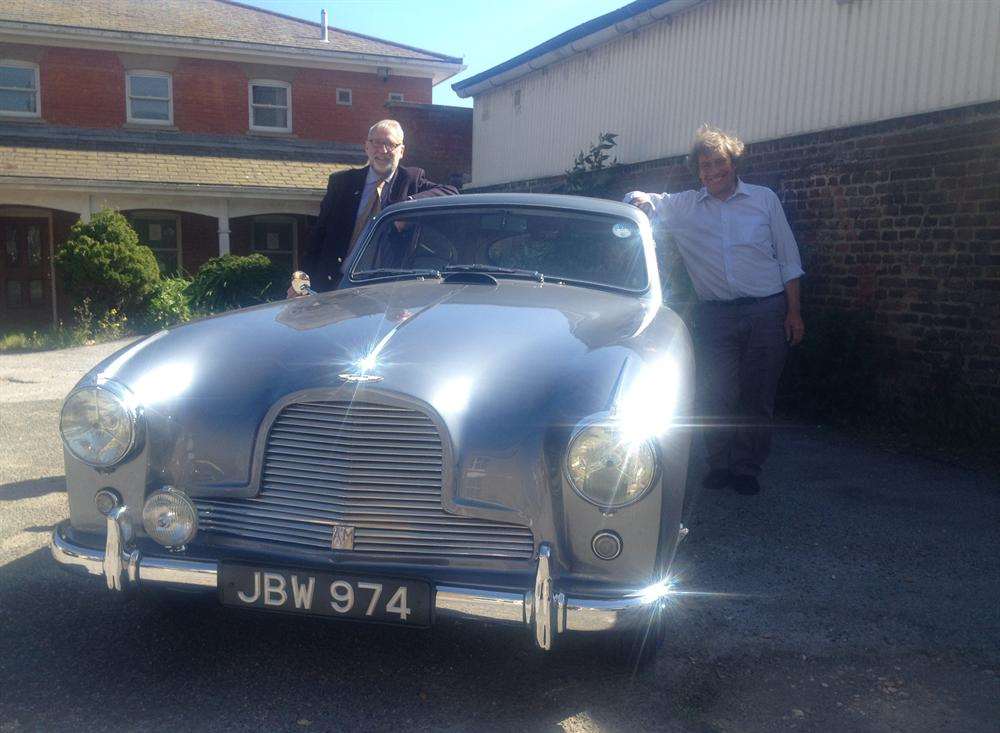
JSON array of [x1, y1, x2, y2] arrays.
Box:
[[141, 276, 193, 330], [53, 209, 160, 318], [187, 254, 283, 312]]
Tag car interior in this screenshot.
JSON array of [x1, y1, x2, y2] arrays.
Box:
[[354, 208, 648, 290]]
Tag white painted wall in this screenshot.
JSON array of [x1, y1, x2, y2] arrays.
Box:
[[469, 0, 1000, 187]]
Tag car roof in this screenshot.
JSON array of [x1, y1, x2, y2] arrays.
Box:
[[381, 192, 646, 221]]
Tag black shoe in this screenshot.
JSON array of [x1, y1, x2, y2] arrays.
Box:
[[702, 468, 732, 491], [732, 475, 761, 495]]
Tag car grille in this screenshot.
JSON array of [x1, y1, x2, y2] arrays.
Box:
[[194, 400, 534, 560]]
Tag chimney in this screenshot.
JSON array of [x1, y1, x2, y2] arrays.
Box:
[[321, 9, 329, 42]]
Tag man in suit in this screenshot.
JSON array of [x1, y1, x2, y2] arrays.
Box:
[[297, 119, 459, 292]]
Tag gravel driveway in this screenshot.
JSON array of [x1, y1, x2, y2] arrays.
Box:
[[0, 340, 997, 732]]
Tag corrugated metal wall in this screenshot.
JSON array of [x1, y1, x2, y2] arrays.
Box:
[[470, 0, 1000, 187]]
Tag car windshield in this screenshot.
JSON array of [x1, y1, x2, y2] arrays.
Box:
[[351, 207, 649, 291]]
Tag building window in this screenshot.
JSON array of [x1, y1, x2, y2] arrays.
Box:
[[513, 89, 522, 114], [388, 92, 404, 102], [5, 280, 23, 308], [126, 71, 172, 124], [4, 224, 19, 266], [251, 217, 296, 271], [336, 88, 352, 106], [28, 279, 43, 305], [0, 61, 40, 117], [249, 80, 291, 132], [129, 213, 181, 274]]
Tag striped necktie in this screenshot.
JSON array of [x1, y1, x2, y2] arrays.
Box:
[[350, 179, 385, 249]]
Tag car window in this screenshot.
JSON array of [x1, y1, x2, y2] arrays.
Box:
[[352, 208, 648, 291]]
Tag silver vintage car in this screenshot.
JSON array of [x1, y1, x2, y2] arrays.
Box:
[[51, 194, 693, 660]]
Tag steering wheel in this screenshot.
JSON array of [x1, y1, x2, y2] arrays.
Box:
[[405, 224, 457, 269]]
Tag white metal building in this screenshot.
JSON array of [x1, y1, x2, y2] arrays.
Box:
[[453, 0, 1000, 188]]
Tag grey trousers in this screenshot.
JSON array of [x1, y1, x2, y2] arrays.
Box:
[[693, 293, 789, 477]]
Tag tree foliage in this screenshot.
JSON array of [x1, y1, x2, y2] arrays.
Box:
[[53, 209, 160, 317], [560, 132, 620, 198]]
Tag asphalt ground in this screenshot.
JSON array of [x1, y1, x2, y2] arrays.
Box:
[[1, 340, 997, 732]]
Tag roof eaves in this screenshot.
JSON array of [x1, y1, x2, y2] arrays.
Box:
[[0, 175, 328, 198], [452, 0, 695, 96], [216, 0, 463, 64], [0, 19, 463, 71]]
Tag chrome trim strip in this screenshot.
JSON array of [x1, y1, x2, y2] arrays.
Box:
[[137, 555, 218, 588], [435, 587, 526, 624], [51, 522, 664, 639]]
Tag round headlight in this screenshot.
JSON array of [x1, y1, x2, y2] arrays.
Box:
[[566, 424, 657, 509], [142, 487, 198, 548], [60, 383, 138, 467]]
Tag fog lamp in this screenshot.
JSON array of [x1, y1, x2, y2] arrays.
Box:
[[592, 531, 623, 561], [142, 487, 197, 548]]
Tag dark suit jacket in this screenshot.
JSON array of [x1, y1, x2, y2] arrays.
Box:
[[302, 165, 458, 290]]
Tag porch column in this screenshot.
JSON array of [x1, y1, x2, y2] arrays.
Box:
[[79, 195, 93, 223], [217, 199, 230, 256]]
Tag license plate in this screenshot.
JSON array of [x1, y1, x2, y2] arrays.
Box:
[[219, 563, 431, 627]]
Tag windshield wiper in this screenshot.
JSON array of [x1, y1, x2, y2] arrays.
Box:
[[352, 268, 442, 281], [443, 264, 545, 282]]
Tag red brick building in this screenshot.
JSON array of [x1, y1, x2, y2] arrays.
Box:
[[0, 0, 469, 325]]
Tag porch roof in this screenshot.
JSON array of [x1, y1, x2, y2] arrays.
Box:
[[0, 142, 352, 194]]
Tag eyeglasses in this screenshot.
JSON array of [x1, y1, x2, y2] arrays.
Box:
[[367, 138, 403, 153], [698, 157, 731, 172]]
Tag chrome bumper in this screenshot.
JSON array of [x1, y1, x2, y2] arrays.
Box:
[[51, 520, 669, 649]]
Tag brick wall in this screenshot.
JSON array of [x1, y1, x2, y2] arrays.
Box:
[[40, 48, 125, 128], [173, 59, 248, 135], [385, 101, 472, 186], [473, 102, 1000, 412], [18, 44, 432, 143], [294, 70, 432, 143]]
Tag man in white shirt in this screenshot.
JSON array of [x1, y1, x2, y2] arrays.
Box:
[[625, 125, 805, 495]]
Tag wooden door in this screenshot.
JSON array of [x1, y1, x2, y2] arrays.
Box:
[[1, 218, 50, 326]]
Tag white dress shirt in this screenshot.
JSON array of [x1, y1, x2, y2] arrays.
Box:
[[625, 180, 804, 301]]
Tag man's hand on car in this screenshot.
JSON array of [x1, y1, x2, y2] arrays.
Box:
[[625, 192, 654, 218]]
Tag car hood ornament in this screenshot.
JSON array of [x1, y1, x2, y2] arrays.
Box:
[[330, 523, 355, 551], [338, 371, 383, 383]]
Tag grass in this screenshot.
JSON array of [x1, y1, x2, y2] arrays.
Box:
[[0, 326, 118, 354]]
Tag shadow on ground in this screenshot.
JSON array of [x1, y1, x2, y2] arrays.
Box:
[[1, 427, 997, 732], [0, 475, 65, 502]]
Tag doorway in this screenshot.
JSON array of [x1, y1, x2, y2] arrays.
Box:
[[1, 217, 51, 326]]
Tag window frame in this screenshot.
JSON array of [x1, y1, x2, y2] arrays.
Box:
[[250, 215, 298, 270], [248, 79, 292, 133], [128, 211, 182, 274], [0, 60, 41, 118], [125, 70, 173, 126], [336, 88, 352, 106]]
